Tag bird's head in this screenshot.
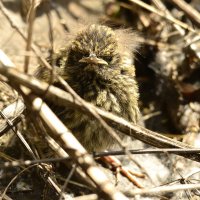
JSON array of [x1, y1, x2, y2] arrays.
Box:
[[66, 24, 122, 78]]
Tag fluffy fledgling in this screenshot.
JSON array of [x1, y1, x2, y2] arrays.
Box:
[[36, 24, 140, 152]]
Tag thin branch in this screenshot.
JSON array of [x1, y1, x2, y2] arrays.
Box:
[[0, 52, 127, 200], [0, 64, 200, 163], [57, 76, 126, 149], [1, 157, 71, 168], [59, 164, 77, 200], [93, 148, 200, 157], [22, 92, 127, 200]]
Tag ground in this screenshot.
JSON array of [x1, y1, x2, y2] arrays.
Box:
[[0, 0, 200, 200]]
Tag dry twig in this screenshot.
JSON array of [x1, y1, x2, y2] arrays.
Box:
[[0, 54, 128, 200], [0, 64, 200, 163]]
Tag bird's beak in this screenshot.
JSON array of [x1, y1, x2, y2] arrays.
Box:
[[79, 53, 108, 65]]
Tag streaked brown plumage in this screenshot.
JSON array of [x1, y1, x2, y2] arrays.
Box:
[[36, 24, 140, 152]]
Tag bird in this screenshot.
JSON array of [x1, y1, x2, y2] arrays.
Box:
[[35, 24, 140, 153]]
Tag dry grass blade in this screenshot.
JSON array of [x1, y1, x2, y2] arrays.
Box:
[[24, 0, 37, 73], [128, 0, 200, 35]]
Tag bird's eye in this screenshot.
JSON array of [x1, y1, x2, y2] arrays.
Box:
[[68, 49, 88, 66], [79, 52, 88, 58], [75, 51, 86, 58], [101, 56, 112, 62], [74, 51, 88, 61]]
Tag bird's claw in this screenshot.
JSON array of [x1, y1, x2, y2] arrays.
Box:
[[102, 155, 145, 188]]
